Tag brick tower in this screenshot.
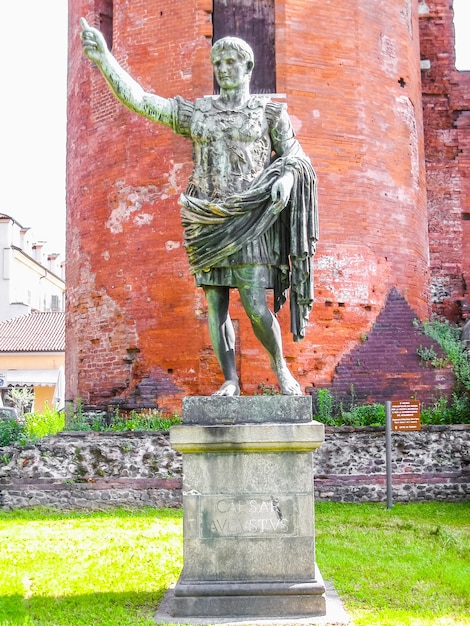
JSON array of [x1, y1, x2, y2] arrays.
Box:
[[66, 0, 457, 412], [419, 0, 470, 321]]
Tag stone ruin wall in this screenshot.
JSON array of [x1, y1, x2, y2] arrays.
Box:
[[1, 426, 468, 509]]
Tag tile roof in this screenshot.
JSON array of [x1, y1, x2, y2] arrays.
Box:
[[0, 311, 65, 352]]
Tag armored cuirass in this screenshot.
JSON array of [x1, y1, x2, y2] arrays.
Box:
[[189, 96, 272, 201]]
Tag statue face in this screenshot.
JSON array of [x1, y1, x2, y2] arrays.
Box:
[[212, 50, 252, 90]]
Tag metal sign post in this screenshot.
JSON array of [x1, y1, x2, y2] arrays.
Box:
[[385, 400, 421, 510], [385, 401, 393, 509]]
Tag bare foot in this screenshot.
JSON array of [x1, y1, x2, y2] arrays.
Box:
[[212, 380, 241, 396], [273, 361, 302, 395]]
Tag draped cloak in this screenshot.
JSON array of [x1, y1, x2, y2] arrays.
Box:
[[170, 95, 318, 342]]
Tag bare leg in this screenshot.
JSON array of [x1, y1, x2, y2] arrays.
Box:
[[203, 285, 240, 396], [236, 267, 302, 395]]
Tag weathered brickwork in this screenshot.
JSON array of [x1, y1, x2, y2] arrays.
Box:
[[66, 0, 467, 411], [419, 0, 470, 320], [328, 288, 454, 405], [1, 427, 468, 509]]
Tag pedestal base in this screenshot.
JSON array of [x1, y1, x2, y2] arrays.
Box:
[[172, 567, 326, 619], [168, 397, 326, 622]]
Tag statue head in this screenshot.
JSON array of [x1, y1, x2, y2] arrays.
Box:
[[210, 37, 255, 75]]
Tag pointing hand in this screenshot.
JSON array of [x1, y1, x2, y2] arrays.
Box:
[[80, 17, 108, 62]]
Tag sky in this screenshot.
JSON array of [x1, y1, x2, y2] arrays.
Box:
[[0, 1, 68, 258], [0, 1, 468, 262]]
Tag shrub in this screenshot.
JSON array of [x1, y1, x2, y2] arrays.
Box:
[[315, 388, 335, 424], [24, 404, 66, 440], [0, 419, 26, 446], [419, 317, 470, 394], [106, 409, 181, 432], [64, 405, 181, 432], [314, 387, 383, 426], [313, 388, 469, 426], [338, 403, 386, 427], [0, 405, 66, 446], [420, 393, 470, 425]]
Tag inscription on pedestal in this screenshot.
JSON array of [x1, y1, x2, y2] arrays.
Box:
[[198, 495, 297, 538]]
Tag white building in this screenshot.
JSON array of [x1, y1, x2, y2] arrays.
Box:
[[0, 214, 65, 321]]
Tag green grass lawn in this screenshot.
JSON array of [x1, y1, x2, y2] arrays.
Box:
[[315, 502, 470, 626], [0, 503, 468, 625]]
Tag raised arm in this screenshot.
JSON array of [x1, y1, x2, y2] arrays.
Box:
[[80, 17, 173, 125]]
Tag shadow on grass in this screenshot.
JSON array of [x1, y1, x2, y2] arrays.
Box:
[[0, 589, 170, 626], [2, 590, 470, 626]]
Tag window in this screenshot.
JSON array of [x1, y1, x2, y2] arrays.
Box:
[[96, 0, 113, 50], [213, 0, 276, 93]]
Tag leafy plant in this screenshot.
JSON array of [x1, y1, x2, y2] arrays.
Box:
[[6, 386, 34, 415], [107, 409, 181, 432], [416, 344, 437, 362], [64, 406, 181, 432], [419, 318, 470, 393], [313, 388, 468, 426], [24, 404, 66, 440], [417, 344, 449, 368], [339, 403, 386, 427], [315, 388, 335, 424], [420, 393, 470, 425], [64, 398, 95, 431], [255, 382, 280, 395], [0, 405, 66, 445], [314, 384, 385, 426], [0, 418, 26, 446]]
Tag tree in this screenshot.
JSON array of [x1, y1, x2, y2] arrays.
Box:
[[6, 387, 34, 415]]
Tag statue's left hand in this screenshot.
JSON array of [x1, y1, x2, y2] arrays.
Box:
[[271, 171, 294, 214]]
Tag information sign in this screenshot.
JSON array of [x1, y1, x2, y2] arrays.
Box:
[[391, 400, 421, 431]]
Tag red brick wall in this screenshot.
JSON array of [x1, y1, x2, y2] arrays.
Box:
[[67, 0, 438, 412], [327, 288, 454, 405], [419, 0, 470, 321]]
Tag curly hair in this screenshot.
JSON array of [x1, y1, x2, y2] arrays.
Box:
[[210, 37, 255, 69]]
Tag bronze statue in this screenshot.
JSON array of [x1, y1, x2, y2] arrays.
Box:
[[80, 19, 318, 396]]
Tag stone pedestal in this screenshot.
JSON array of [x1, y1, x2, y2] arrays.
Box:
[[168, 396, 326, 621]]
